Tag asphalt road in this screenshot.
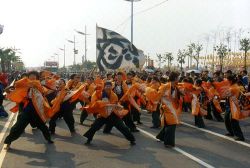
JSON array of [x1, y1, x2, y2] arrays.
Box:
[[0, 101, 250, 168]]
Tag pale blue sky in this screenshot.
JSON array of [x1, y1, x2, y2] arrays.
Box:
[[0, 0, 249, 67]]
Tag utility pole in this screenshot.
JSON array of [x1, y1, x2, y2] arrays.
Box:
[[85, 25, 87, 62], [73, 36, 76, 66], [124, 0, 141, 44], [59, 45, 66, 68], [75, 26, 90, 65], [67, 36, 77, 69]]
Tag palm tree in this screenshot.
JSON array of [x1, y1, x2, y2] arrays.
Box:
[[193, 44, 203, 70], [0, 48, 17, 72], [163, 52, 173, 70], [7, 49, 17, 72], [0, 48, 7, 72], [215, 44, 228, 72], [177, 49, 186, 71], [187, 43, 195, 68], [156, 54, 163, 68], [239, 38, 250, 70]]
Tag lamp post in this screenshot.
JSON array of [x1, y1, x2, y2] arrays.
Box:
[[67, 36, 77, 67], [124, 0, 141, 44], [54, 53, 59, 68], [75, 25, 90, 64], [59, 45, 66, 68]]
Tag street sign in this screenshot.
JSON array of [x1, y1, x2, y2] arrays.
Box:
[[44, 61, 58, 67]]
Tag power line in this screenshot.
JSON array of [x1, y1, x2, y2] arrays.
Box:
[[115, 0, 169, 30], [135, 0, 168, 15]]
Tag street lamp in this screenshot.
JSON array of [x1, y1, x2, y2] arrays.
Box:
[[67, 36, 78, 66], [124, 0, 141, 44], [0, 24, 4, 35], [54, 53, 59, 68], [59, 45, 66, 68], [75, 25, 90, 64]]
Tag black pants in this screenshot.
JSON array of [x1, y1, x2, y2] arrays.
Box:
[[49, 101, 75, 133], [207, 102, 224, 121], [131, 106, 141, 122], [224, 104, 244, 139], [103, 111, 137, 133], [80, 109, 97, 124], [194, 114, 205, 128], [205, 102, 213, 120], [4, 102, 51, 145], [183, 102, 191, 112], [80, 109, 89, 124], [103, 103, 137, 133], [0, 93, 8, 116], [212, 102, 224, 122], [0, 94, 3, 106], [156, 124, 176, 146], [152, 105, 161, 127], [84, 113, 135, 142]]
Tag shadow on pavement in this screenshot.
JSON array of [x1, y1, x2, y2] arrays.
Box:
[[8, 144, 77, 168]]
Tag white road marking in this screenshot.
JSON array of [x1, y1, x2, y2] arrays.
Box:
[[181, 122, 250, 148], [137, 127, 215, 168], [0, 113, 15, 143], [0, 113, 17, 167]]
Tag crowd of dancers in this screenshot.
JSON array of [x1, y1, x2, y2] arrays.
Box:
[[1, 69, 250, 150]]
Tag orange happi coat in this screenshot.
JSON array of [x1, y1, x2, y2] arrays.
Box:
[[84, 90, 128, 118], [241, 93, 250, 116], [7, 77, 65, 121], [158, 83, 182, 125], [178, 82, 193, 103], [48, 87, 67, 118], [78, 82, 96, 103], [208, 87, 223, 113], [149, 82, 161, 91], [213, 80, 231, 99], [177, 82, 204, 116], [228, 84, 249, 120], [66, 80, 82, 91], [119, 84, 146, 111], [7, 77, 44, 104], [94, 76, 104, 88], [191, 85, 207, 116], [144, 87, 160, 112], [113, 81, 129, 96]]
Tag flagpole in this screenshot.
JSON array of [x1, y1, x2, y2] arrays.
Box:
[[85, 25, 87, 62], [74, 35, 76, 66], [64, 45, 66, 68], [96, 24, 98, 71], [131, 0, 134, 44], [124, 0, 141, 44]]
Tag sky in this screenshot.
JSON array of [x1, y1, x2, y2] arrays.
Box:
[[0, 0, 249, 68]]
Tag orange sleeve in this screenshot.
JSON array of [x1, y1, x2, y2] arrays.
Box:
[[31, 80, 44, 93], [14, 77, 29, 88], [66, 80, 73, 90], [91, 92, 99, 104], [110, 92, 118, 104], [230, 85, 240, 97], [87, 83, 96, 95], [158, 84, 168, 98], [122, 82, 129, 93]]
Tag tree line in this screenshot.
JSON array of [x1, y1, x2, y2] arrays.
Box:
[[156, 38, 250, 71], [0, 48, 25, 72]]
